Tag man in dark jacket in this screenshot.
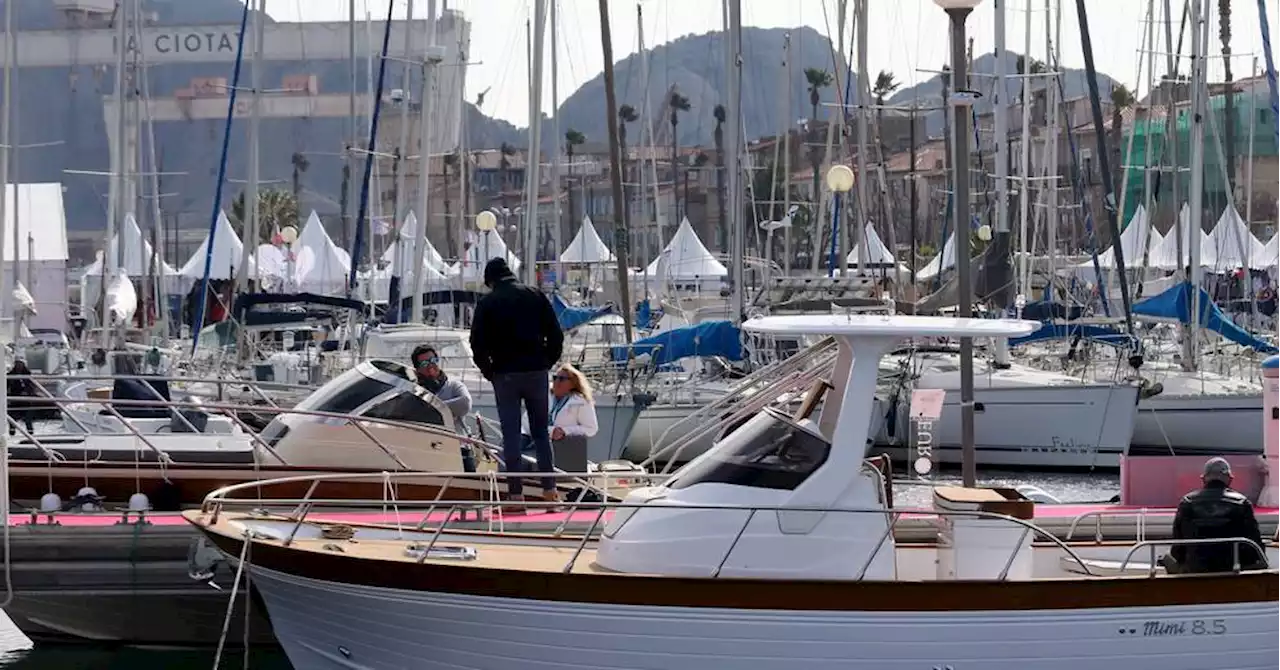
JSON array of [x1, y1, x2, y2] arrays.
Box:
[[1165, 458, 1266, 574], [470, 258, 564, 509]]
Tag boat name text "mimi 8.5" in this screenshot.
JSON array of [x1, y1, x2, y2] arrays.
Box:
[[1117, 619, 1228, 637]]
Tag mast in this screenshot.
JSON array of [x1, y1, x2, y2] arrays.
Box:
[[389, 0, 418, 307], [1075, 0, 1136, 337], [638, 4, 660, 291], [235, 0, 264, 297], [1017, 0, 1032, 296], [781, 33, 793, 275], [0, 0, 10, 349], [522, 0, 547, 286], [598, 0, 633, 344], [852, 0, 870, 273], [726, 0, 744, 320], [1046, 0, 1061, 283], [1186, 0, 1207, 370], [410, 0, 440, 323], [994, 0, 1009, 299], [549, 0, 563, 284]]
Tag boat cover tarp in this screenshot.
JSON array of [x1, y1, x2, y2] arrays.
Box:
[[611, 320, 743, 365], [234, 292, 372, 326], [389, 289, 485, 323], [1132, 282, 1277, 353], [1009, 322, 1135, 349], [550, 293, 614, 331], [1020, 300, 1084, 322]]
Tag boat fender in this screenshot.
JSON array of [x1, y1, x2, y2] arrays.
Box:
[[38, 492, 61, 513], [1138, 380, 1164, 400], [71, 486, 103, 512], [128, 493, 151, 512], [187, 536, 222, 582]]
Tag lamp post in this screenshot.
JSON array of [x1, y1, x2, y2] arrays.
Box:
[[280, 225, 299, 293], [934, 0, 983, 488], [825, 165, 854, 277], [476, 209, 497, 283]]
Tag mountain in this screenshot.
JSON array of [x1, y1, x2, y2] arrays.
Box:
[[887, 51, 1123, 136], [468, 26, 851, 150]]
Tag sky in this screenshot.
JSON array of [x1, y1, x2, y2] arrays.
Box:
[[267, 0, 1276, 127]]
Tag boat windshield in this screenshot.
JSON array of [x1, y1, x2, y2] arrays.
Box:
[[667, 409, 830, 491], [363, 389, 447, 427], [293, 366, 397, 415]]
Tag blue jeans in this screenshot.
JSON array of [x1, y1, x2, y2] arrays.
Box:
[[492, 370, 554, 496]]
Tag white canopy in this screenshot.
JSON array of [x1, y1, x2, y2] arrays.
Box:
[[560, 215, 616, 263], [1147, 204, 1216, 270], [82, 213, 176, 277], [645, 217, 727, 280], [916, 231, 957, 282], [1205, 206, 1266, 269], [846, 222, 902, 267], [456, 229, 521, 280], [1077, 204, 1164, 270], [179, 211, 254, 280], [292, 211, 352, 293], [1255, 235, 1278, 270], [381, 211, 454, 276]]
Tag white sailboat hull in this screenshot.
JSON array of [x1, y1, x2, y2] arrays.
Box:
[[1132, 392, 1263, 454], [249, 565, 1276, 670], [880, 384, 1140, 469]]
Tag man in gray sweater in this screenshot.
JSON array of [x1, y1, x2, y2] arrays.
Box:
[[411, 344, 476, 472]]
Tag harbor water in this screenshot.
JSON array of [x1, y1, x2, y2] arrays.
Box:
[[0, 468, 1119, 667]]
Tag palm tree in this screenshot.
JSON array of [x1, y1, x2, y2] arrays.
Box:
[[442, 151, 459, 257], [1220, 0, 1235, 204], [712, 104, 728, 249], [668, 90, 692, 219], [804, 67, 833, 241], [232, 188, 300, 245], [618, 104, 639, 244], [564, 129, 586, 236], [498, 142, 516, 209], [290, 151, 309, 204], [1109, 84, 1136, 197]]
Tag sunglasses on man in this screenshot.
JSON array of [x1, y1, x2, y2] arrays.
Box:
[[415, 356, 440, 369]]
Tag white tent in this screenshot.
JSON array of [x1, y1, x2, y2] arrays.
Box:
[[291, 211, 352, 293], [845, 222, 909, 273], [179, 210, 254, 280], [916, 231, 957, 282], [381, 211, 454, 276], [1076, 204, 1164, 270], [82, 213, 176, 277], [560, 215, 616, 263], [1255, 235, 1278, 270], [644, 217, 727, 280], [456, 229, 521, 280], [1147, 204, 1216, 270], [1205, 206, 1266, 269]]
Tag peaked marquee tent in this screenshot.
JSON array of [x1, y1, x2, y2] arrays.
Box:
[[644, 217, 727, 280], [179, 210, 254, 281], [560, 216, 615, 264]]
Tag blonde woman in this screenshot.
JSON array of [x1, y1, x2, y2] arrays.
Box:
[[516, 364, 598, 507]]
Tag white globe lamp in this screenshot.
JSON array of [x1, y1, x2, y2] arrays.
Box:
[[475, 210, 497, 232], [825, 164, 855, 193]]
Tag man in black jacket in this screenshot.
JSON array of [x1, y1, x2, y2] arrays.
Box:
[[470, 258, 564, 509], [1165, 457, 1266, 574]]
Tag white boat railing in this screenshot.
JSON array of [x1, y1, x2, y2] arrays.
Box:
[[1119, 537, 1269, 576], [1065, 507, 1172, 543], [196, 470, 1106, 580]]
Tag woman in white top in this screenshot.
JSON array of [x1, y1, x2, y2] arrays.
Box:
[[522, 364, 598, 443]]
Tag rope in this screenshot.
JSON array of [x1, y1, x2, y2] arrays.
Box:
[[212, 530, 252, 669]]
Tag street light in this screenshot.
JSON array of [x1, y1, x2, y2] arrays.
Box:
[[825, 164, 855, 277], [934, 0, 983, 488], [476, 210, 497, 277]]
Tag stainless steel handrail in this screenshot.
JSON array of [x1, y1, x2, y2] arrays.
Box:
[[1119, 537, 1270, 577], [1064, 507, 1174, 543], [197, 469, 1099, 579]]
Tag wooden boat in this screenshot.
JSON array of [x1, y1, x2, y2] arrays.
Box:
[[189, 315, 1279, 669]]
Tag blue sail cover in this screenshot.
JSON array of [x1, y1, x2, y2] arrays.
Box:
[[1009, 322, 1136, 349], [1132, 282, 1277, 354], [550, 294, 614, 332], [611, 320, 744, 366]]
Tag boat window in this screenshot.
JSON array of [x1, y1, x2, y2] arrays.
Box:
[[295, 370, 395, 415], [363, 390, 446, 427], [667, 410, 830, 491]]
